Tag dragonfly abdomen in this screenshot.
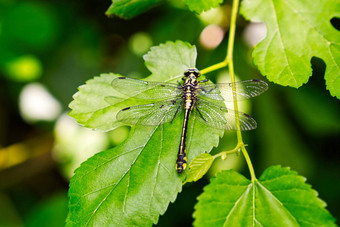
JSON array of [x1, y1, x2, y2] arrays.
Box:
[[177, 119, 188, 173], [176, 76, 198, 174], [176, 107, 192, 173], [176, 148, 187, 174]]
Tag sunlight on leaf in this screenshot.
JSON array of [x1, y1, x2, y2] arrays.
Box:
[[144, 40, 197, 81], [69, 73, 126, 132], [241, 0, 340, 99], [184, 153, 214, 184], [194, 165, 336, 227], [184, 0, 223, 14]]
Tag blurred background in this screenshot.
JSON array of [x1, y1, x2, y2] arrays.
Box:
[[0, 0, 339, 226]]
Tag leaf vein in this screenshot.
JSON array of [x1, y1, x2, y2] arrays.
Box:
[[270, 0, 297, 86], [84, 148, 143, 227], [257, 182, 299, 224], [223, 184, 252, 226], [149, 124, 164, 215], [72, 147, 144, 184]]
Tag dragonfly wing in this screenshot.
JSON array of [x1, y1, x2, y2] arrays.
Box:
[[199, 80, 268, 101], [111, 77, 181, 100], [116, 98, 183, 126], [195, 99, 257, 131]]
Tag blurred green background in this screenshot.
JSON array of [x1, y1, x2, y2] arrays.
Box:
[[0, 0, 339, 226]]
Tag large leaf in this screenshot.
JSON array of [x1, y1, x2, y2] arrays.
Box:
[[183, 0, 223, 14], [241, 0, 340, 99], [67, 41, 224, 226], [194, 165, 336, 226], [105, 0, 164, 19]]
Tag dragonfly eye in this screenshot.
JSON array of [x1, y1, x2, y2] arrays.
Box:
[[184, 68, 200, 77], [184, 71, 191, 77], [193, 69, 201, 77]]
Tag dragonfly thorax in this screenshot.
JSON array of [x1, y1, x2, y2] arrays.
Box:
[[183, 76, 198, 86]]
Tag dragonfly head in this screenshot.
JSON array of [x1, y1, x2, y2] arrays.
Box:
[[183, 68, 201, 80]]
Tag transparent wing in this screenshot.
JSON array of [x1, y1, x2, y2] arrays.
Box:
[[116, 98, 183, 126], [195, 99, 257, 131], [111, 77, 181, 100], [198, 80, 268, 101]]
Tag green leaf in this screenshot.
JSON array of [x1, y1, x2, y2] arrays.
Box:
[[69, 73, 126, 132], [67, 41, 224, 226], [105, 0, 164, 19], [184, 153, 214, 184], [240, 0, 340, 99], [68, 41, 197, 132], [143, 41, 197, 81], [183, 0, 223, 14], [194, 165, 336, 226]]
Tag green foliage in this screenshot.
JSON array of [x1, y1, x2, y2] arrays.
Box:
[[67, 0, 339, 225], [194, 165, 336, 226], [105, 0, 224, 18], [256, 92, 314, 176], [184, 153, 214, 184], [25, 194, 68, 227], [286, 86, 340, 135], [1, 2, 59, 50], [105, 0, 163, 19], [241, 0, 340, 99], [67, 41, 224, 226], [184, 0, 224, 14]]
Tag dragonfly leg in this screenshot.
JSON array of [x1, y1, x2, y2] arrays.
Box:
[[198, 79, 209, 83], [200, 85, 217, 93], [170, 99, 183, 123], [195, 106, 208, 123]]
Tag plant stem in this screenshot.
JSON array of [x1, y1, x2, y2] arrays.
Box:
[[200, 60, 228, 75], [201, 0, 257, 182], [228, 0, 257, 182]]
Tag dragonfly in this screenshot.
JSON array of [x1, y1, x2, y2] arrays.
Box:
[[109, 68, 268, 174]]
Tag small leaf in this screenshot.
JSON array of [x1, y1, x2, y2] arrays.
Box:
[[105, 0, 164, 19], [67, 41, 224, 226], [184, 153, 214, 184], [194, 165, 336, 226], [240, 0, 340, 99], [183, 0, 223, 14]]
